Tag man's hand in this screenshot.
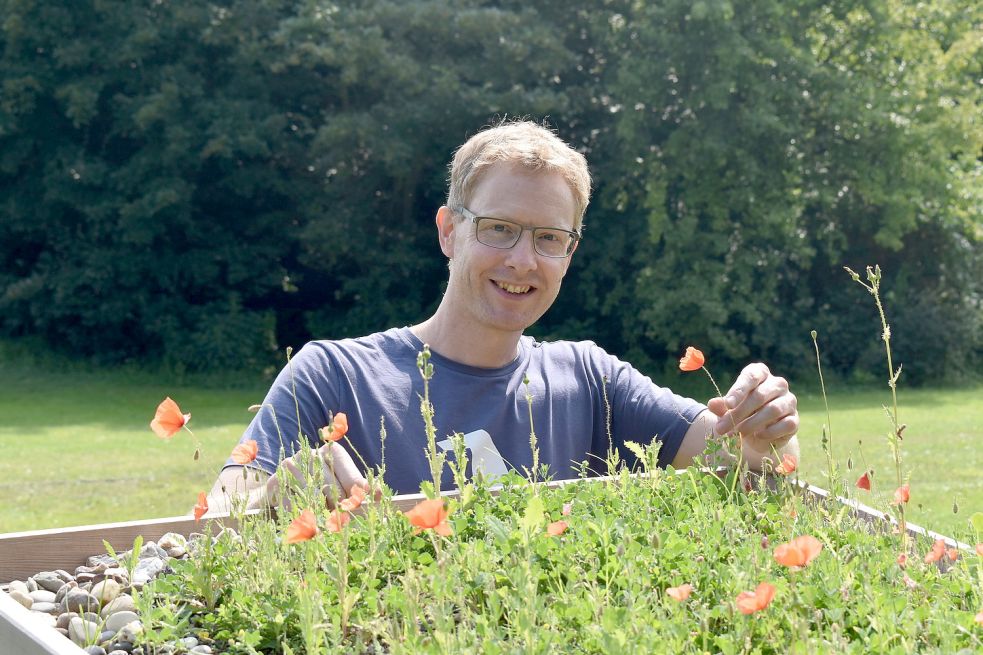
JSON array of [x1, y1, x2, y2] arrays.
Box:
[[673, 363, 799, 471], [266, 441, 369, 510], [707, 363, 798, 451]]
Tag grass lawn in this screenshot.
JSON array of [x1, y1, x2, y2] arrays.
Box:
[[1, 349, 979, 539]]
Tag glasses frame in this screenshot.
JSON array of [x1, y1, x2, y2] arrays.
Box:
[[453, 206, 581, 258]]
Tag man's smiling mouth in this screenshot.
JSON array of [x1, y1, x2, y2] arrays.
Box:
[[495, 281, 533, 294]]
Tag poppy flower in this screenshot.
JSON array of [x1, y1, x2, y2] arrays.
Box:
[[977, 543, 983, 557], [775, 454, 797, 476], [285, 509, 319, 544], [856, 472, 871, 491], [230, 439, 258, 465], [405, 498, 452, 536], [774, 535, 823, 569], [339, 485, 367, 512], [891, 484, 910, 505], [325, 509, 351, 533], [666, 583, 693, 602], [193, 492, 208, 523], [896, 553, 908, 568], [678, 347, 705, 372], [321, 412, 349, 442], [924, 539, 945, 564], [736, 582, 776, 615], [946, 548, 959, 561], [150, 397, 190, 439], [547, 520, 569, 537]]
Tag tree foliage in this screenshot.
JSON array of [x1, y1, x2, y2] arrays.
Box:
[[1, 0, 979, 383]]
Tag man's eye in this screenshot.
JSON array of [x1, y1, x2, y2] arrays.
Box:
[[538, 231, 560, 242]]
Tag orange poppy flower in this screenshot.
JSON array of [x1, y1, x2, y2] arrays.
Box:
[[285, 509, 319, 544], [923, 539, 945, 564], [736, 582, 776, 615], [547, 520, 569, 537], [322, 412, 349, 442], [896, 553, 908, 568], [946, 548, 959, 561], [856, 472, 871, 491], [976, 543, 983, 557], [230, 439, 258, 465], [891, 484, 910, 505], [678, 347, 705, 372], [773, 535, 823, 569], [666, 583, 693, 602], [193, 492, 208, 523], [150, 397, 190, 439], [404, 498, 452, 536], [775, 454, 797, 476], [339, 485, 367, 512], [325, 509, 351, 533]]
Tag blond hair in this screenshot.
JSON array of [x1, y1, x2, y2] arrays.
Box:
[[446, 121, 591, 230]]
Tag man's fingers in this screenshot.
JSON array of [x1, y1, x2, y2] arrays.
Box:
[[320, 442, 369, 497], [724, 363, 771, 409], [717, 372, 790, 435]]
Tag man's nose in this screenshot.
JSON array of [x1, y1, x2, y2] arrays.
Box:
[[504, 230, 539, 272]]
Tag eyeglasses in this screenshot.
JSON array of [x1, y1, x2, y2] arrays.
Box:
[[454, 206, 581, 258]]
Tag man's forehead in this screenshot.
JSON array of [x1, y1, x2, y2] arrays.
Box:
[[467, 164, 577, 228]]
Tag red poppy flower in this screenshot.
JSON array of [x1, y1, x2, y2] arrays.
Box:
[[774, 535, 823, 569], [856, 472, 871, 491], [946, 548, 959, 561], [193, 492, 208, 523], [230, 439, 258, 465], [547, 520, 569, 537], [775, 454, 797, 476], [924, 539, 945, 564], [736, 582, 776, 615], [285, 509, 319, 544], [891, 484, 910, 505], [322, 412, 349, 442], [150, 397, 190, 439], [678, 347, 705, 372], [666, 583, 693, 602], [405, 498, 452, 536], [325, 509, 351, 533], [339, 485, 367, 512], [896, 553, 908, 568]]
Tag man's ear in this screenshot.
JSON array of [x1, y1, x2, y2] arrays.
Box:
[[436, 206, 457, 258]]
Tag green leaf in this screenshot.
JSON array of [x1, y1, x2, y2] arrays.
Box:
[[519, 494, 546, 534]]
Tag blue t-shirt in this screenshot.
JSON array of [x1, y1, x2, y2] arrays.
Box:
[[228, 327, 705, 494]]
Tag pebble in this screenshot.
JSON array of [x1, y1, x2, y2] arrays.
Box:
[[55, 580, 78, 603], [158, 533, 188, 559], [30, 601, 59, 614], [104, 610, 140, 633], [85, 647, 107, 655], [131, 557, 165, 588], [7, 589, 32, 609], [26, 577, 38, 592], [86, 554, 118, 568], [98, 629, 116, 643], [116, 620, 143, 644], [56, 612, 80, 629], [91, 579, 122, 604], [68, 616, 100, 646], [180, 636, 199, 649], [63, 589, 100, 613], [190, 646, 213, 654], [29, 589, 57, 603], [101, 593, 136, 617], [7, 580, 30, 596], [32, 571, 65, 593]]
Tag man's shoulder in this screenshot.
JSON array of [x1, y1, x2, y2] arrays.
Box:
[[293, 327, 417, 370]]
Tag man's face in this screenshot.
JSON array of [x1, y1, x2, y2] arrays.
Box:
[[438, 163, 579, 337]]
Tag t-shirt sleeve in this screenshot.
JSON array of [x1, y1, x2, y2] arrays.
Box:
[[223, 343, 338, 475], [595, 346, 707, 468]]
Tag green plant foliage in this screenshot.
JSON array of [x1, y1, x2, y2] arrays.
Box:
[[1, 0, 979, 383], [136, 468, 982, 653]]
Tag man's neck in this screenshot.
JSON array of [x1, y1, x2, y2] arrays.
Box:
[[410, 314, 522, 369]]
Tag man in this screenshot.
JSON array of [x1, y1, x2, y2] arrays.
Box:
[[207, 121, 798, 511]]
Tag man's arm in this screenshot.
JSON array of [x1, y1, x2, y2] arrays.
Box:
[[671, 363, 800, 472]]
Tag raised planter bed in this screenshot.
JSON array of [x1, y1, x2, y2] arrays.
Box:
[[0, 474, 971, 655]]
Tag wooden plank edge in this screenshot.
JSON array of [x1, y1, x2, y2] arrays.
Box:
[[0, 591, 84, 655]]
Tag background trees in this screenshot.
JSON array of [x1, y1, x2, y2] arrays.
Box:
[[1, 0, 979, 384]]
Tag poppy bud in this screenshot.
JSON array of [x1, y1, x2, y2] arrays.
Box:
[[847, 457, 854, 470], [761, 536, 769, 549], [194, 448, 200, 461], [810, 330, 817, 340], [650, 532, 662, 549], [952, 500, 959, 514]]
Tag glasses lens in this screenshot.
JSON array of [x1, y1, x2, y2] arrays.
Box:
[[475, 218, 521, 249], [534, 229, 576, 257]]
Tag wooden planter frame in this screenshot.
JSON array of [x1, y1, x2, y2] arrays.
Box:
[[0, 474, 967, 655]]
